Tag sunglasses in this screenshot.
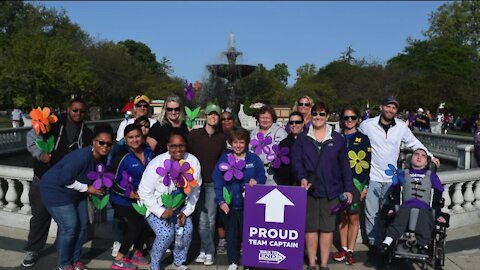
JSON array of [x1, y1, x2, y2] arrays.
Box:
[[221, 117, 233, 121], [166, 107, 181, 112], [96, 140, 113, 147], [139, 123, 150, 128], [168, 143, 186, 149], [298, 102, 311, 107], [71, 109, 86, 114], [288, 120, 304, 125], [311, 111, 327, 117], [343, 116, 358, 121], [136, 104, 149, 108]]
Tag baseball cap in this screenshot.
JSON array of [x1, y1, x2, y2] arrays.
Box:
[[417, 108, 424, 113], [381, 96, 399, 107], [205, 103, 221, 115], [134, 95, 151, 105]]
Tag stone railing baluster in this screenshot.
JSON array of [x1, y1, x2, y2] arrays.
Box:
[[442, 183, 452, 213], [0, 178, 4, 209], [4, 178, 18, 212], [451, 182, 465, 213], [474, 180, 480, 209], [463, 180, 475, 210], [19, 180, 31, 214]]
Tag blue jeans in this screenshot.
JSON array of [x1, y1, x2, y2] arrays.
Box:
[[46, 199, 88, 268], [221, 209, 243, 265], [197, 183, 217, 255], [364, 181, 392, 246]]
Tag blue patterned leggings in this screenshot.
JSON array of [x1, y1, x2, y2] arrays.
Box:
[[146, 213, 193, 270]]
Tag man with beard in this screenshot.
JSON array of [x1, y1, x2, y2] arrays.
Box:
[[358, 96, 440, 264], [23, 98, 94, 268]]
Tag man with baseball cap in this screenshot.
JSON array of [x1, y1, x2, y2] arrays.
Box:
[[116, 95, 157, 142], [358, 96, 440, 265], [188, 103, 226, 266]]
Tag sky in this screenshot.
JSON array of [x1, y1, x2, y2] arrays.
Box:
[[42, 1, 445, 85]]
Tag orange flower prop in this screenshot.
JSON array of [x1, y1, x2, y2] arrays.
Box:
[[29, 107, 58, 135], [179, 159, 198, 195]]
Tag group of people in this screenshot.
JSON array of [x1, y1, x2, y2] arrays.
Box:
[[22, 93, 443, 270]]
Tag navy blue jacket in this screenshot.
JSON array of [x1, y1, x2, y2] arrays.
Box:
[[110, 147, 153, 206], [213, 151, 266, 210], [40, 146, 96, 207], [292, 130, 353, 199]]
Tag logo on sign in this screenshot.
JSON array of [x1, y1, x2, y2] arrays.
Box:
[[258, 250, 286, 264]]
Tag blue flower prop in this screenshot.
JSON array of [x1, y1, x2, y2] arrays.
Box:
[[385, 164, 405, 186]]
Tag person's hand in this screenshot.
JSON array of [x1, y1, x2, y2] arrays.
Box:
[[300, 179, 312, 190], [87, 185, 104, 196], [437, 216, 446, 223], [360, 187, 368, 201], [220, 203, 230, 215], [249, 178, 257, 186], [161, 208, 174, 219], [129, 191, 139, 200], [40, 153, 51, 164], [343, 192, 353, 204], [178, 212, 187, 226], [432, 157, 441, 168], [387, 210, 395, 216]]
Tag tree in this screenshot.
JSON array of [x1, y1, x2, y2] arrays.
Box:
[[270, 63, 290, 86], [425, 0, 480, 50], [295, 63, 317, 82], [118, 39, 171, 76], [340, 45, 356, 64]]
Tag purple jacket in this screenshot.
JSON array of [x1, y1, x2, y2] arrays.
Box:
[[292, 130, 353, 199]]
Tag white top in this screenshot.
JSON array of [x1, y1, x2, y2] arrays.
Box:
[[116, 117, 157, 141], [138, 152, 202, 218], [359, 116, 435, 183]]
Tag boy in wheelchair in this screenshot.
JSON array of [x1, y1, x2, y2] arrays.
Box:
[[380, 148, 447, 255]]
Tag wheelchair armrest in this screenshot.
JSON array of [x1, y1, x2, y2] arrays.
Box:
[[435, 212, 450, 228]]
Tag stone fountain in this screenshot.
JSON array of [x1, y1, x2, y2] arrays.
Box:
[[207, 34, 257, 117]]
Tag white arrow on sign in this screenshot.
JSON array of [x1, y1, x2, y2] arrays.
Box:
[[256, 188, 294, 223]]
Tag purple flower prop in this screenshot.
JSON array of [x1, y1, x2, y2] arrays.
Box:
[[156, 159, 194, 187], [385, 164, 405, 186], [184, 80, 194, 101], [175, 160, 194, 187], [250, 133, 273, 155], [218, 154, 246, 181], [266, 144, 290, 169], [119, 171, 134, 196], [156, 159, 178, 186], [87, 163, 114, 189], [331, 201, 350, 214]]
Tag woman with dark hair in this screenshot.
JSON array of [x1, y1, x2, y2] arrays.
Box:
[[138, 131, 202, 270], [213, 128, 266, 270], [274, 111, 305, 186], [292, 102, 353, 270], [147, 94, 189, 156], [110, 124, 154, 270], [249, 105, 287, 185], [40, 124, 113, 270], [332, 106, 371, 265]]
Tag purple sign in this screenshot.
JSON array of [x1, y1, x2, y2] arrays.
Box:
[[242, 185, 306, 270]]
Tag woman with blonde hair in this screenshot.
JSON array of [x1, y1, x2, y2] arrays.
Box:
[[147, 94, 189, 156], [288, 95, 314, 132]]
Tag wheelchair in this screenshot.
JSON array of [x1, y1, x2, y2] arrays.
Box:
[[384, 208, 449, 270]]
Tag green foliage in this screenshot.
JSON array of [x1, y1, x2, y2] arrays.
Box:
[[35, 136, 55, 153], [184, 106, 201, 129], [132, 202, 147, 216], [223, 187, 232, 205], [91, 194, 110, 210]]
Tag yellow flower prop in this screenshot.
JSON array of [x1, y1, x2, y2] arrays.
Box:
[[348, 150, 369, 174], [178, 159, 198, 195], [29, 107, 58, 135]]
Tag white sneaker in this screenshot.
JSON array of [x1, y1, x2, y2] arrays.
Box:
[[111, 241, 121, 257], [174, 265, 189, 270], [227, 263, 238, 270], [195, 252, 206, 263], [204, 254, 214, 266]]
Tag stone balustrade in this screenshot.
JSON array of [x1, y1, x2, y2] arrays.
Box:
[[412, 131, 474, 163], [1, 164, 479, 231]]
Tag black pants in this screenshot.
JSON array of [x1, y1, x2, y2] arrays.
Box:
[[386, 206, 434, 246], [25, 176, 52, 252], [112, 203, 151, 256]]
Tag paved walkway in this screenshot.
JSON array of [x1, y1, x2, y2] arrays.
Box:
[[0, 223, 478, 270]]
